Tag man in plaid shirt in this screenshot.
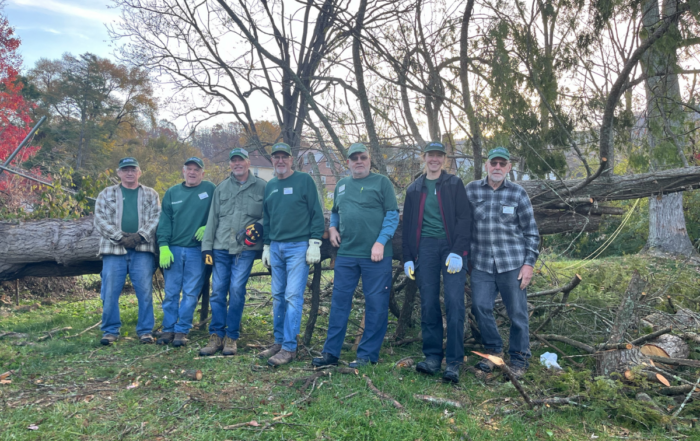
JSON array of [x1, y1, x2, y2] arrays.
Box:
[[466, 147, 539, 378], [94, 157, 161, 345]]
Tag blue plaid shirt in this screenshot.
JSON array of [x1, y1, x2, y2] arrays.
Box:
[[466, 178, 539, 274]]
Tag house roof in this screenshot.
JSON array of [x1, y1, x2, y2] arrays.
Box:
[[249, 149, 273, 168]]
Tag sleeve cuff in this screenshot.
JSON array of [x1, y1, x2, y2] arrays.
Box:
[[376, 235, 390, 246]]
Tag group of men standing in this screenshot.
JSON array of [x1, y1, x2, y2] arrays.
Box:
[[93, 141, 539, 381]]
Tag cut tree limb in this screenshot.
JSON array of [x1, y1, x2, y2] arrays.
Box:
[[363, 375, 404, 410], [606, 271, 646, 345]]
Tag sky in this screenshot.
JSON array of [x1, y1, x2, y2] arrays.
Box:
[[4, 0, 118, 71]]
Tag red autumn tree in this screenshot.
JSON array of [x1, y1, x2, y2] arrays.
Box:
[[0, 12, 39, 193]]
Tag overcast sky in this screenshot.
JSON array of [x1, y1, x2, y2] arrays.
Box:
[[5, 0, 117, 71]]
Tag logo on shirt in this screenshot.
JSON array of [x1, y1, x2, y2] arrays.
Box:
[[270, 189, 279, 195], [172, 200, 183, 205]]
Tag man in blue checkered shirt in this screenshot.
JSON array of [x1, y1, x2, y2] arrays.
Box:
[[466, 147, 539, 379]]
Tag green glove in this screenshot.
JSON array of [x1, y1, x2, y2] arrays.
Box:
[[195, 226, 206, 241], [159, 246, 174, 269]]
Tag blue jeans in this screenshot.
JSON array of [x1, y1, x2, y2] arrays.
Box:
[[322, 256, 392, 362], [417, 238, 467, 365], [470, 266, 531, 368], [162, 246, 206, 334], [270, 241, 310, 351], [209, 249, 256, 339], [100, 250, 156, 337]]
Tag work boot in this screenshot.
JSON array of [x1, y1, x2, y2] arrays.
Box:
[[267, 349, 296, 367], [508, 364, 527, 381], [443, 363, 461, 383], [257, 343, 282, 359], [222, 336, 237, 356], [172, 333, 188, 347], [349, 358, 376, 369], [139, 333, 154, 344], [100, 334, 118, 345], [416, 358, 441, 376], [312, 352, 339, 367], [199, 334, 224, 356], [156, 332, 174, 345]]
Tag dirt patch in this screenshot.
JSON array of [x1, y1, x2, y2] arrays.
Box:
[[0, 276, 100, 304]]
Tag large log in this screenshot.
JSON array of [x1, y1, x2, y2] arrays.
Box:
[[3, 166, 700, 280]]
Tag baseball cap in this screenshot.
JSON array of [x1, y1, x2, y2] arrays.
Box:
[[424, 141, 446, 154], [184, 157, 204, 168], [229, 148, 249, 159], [487, 147, 510, 161], [347, 143, 368, 157], [271, 142, 292, 156], [118, 157, 139, 169]]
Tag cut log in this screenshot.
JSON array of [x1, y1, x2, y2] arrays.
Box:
[[596, 347, 650, 376], [642, 308, 700, 332], [641, 334, 690, 360], [606, 271, 646, 345]]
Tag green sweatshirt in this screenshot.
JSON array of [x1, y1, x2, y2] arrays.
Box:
[[263, 171, 325, 244], [157, 181, 216, 248]]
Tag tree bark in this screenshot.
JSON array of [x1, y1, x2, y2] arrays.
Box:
[[303, 262, 323, 346]]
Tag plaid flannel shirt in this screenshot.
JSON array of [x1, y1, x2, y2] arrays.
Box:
[[93, 184, 161, 256], [466, 177, 539, 274]]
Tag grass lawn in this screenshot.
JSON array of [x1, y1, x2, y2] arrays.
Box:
[[0, 257, 699, 440]]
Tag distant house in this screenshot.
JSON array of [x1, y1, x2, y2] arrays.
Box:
[[297, 149, 346, 193], [249, 149, 275, 181]]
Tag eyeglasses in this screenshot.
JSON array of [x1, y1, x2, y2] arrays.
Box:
[[271, 155, 290, 162], [489, 160, 508, 168], [349, 154, 369, 162]]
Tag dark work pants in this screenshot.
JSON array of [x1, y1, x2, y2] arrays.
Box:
[[470, 266, 531, 368], [417, 237, 466, 365], [322, 256, 392, 362]]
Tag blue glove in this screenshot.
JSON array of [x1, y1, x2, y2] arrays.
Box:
[[404, 261, 415, 280], [445, 253, 463, 274]]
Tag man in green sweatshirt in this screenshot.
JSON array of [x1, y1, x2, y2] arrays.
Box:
[[258, 142, 325, 367], [156, 157, 216, 347], [199, 148, 267, 356]]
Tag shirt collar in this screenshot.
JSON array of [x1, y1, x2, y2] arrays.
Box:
[[480, 176, 510, 189]]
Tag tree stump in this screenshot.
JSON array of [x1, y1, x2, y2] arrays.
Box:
[[596, 347, 650, 376]]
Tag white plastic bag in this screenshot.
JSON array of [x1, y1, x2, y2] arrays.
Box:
[[539, 352, 562, 370]]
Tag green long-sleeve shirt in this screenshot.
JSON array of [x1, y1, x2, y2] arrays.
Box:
[[263, 171, 325, 244], [157, 181, 216, 248]]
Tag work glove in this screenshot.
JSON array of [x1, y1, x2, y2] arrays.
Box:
[[159, 246, 174, 269], [194, 226, 206, 241], [404, 261, 415, 280], [118, 232, 143, 249], [202, 250, 213, 266], [306, 239, 322, 265], [236, 222, 263, 247], [262, 244, 271, 268], [446, 253, 463, 274]]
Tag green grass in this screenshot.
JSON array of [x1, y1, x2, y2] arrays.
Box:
[[1, 256, 699, 440]]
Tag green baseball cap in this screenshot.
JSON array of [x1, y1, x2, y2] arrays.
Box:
[[347, 143, 368, 157], [487, 147, 510, 161], [424, 141, 446, 154], [229, 148, 249, 159], [271, 142, 292, 156], [184, 156, 204, 168], [118, 157, 139, 169]]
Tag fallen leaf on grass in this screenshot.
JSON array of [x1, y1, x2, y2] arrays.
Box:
[[126, 381, 139, 389], [0, 380, 11, 385]]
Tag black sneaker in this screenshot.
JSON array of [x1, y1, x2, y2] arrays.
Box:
[[416, 358, 441, 376], [312, 352, 339, 367], [442, 363, 461, 383], [349, 358, 376, 369]]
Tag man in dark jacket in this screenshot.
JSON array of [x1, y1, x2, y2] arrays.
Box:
[[402, 141, 472, 382]]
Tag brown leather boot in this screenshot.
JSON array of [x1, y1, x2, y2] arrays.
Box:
[[172, 333, 188, 347], [198, 334, 223, 356], [267, 349, 296, 367], [257, 343, 282, 359], [222, 336, 237, 356]]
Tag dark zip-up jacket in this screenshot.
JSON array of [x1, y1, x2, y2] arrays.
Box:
[[402, 171, 472, 263]]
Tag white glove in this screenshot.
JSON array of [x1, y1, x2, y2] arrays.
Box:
[[306, 239, 322, 264], [446, 253, 463, 274], [262, 244, 271, 268], [404, 261, 415, 280]]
